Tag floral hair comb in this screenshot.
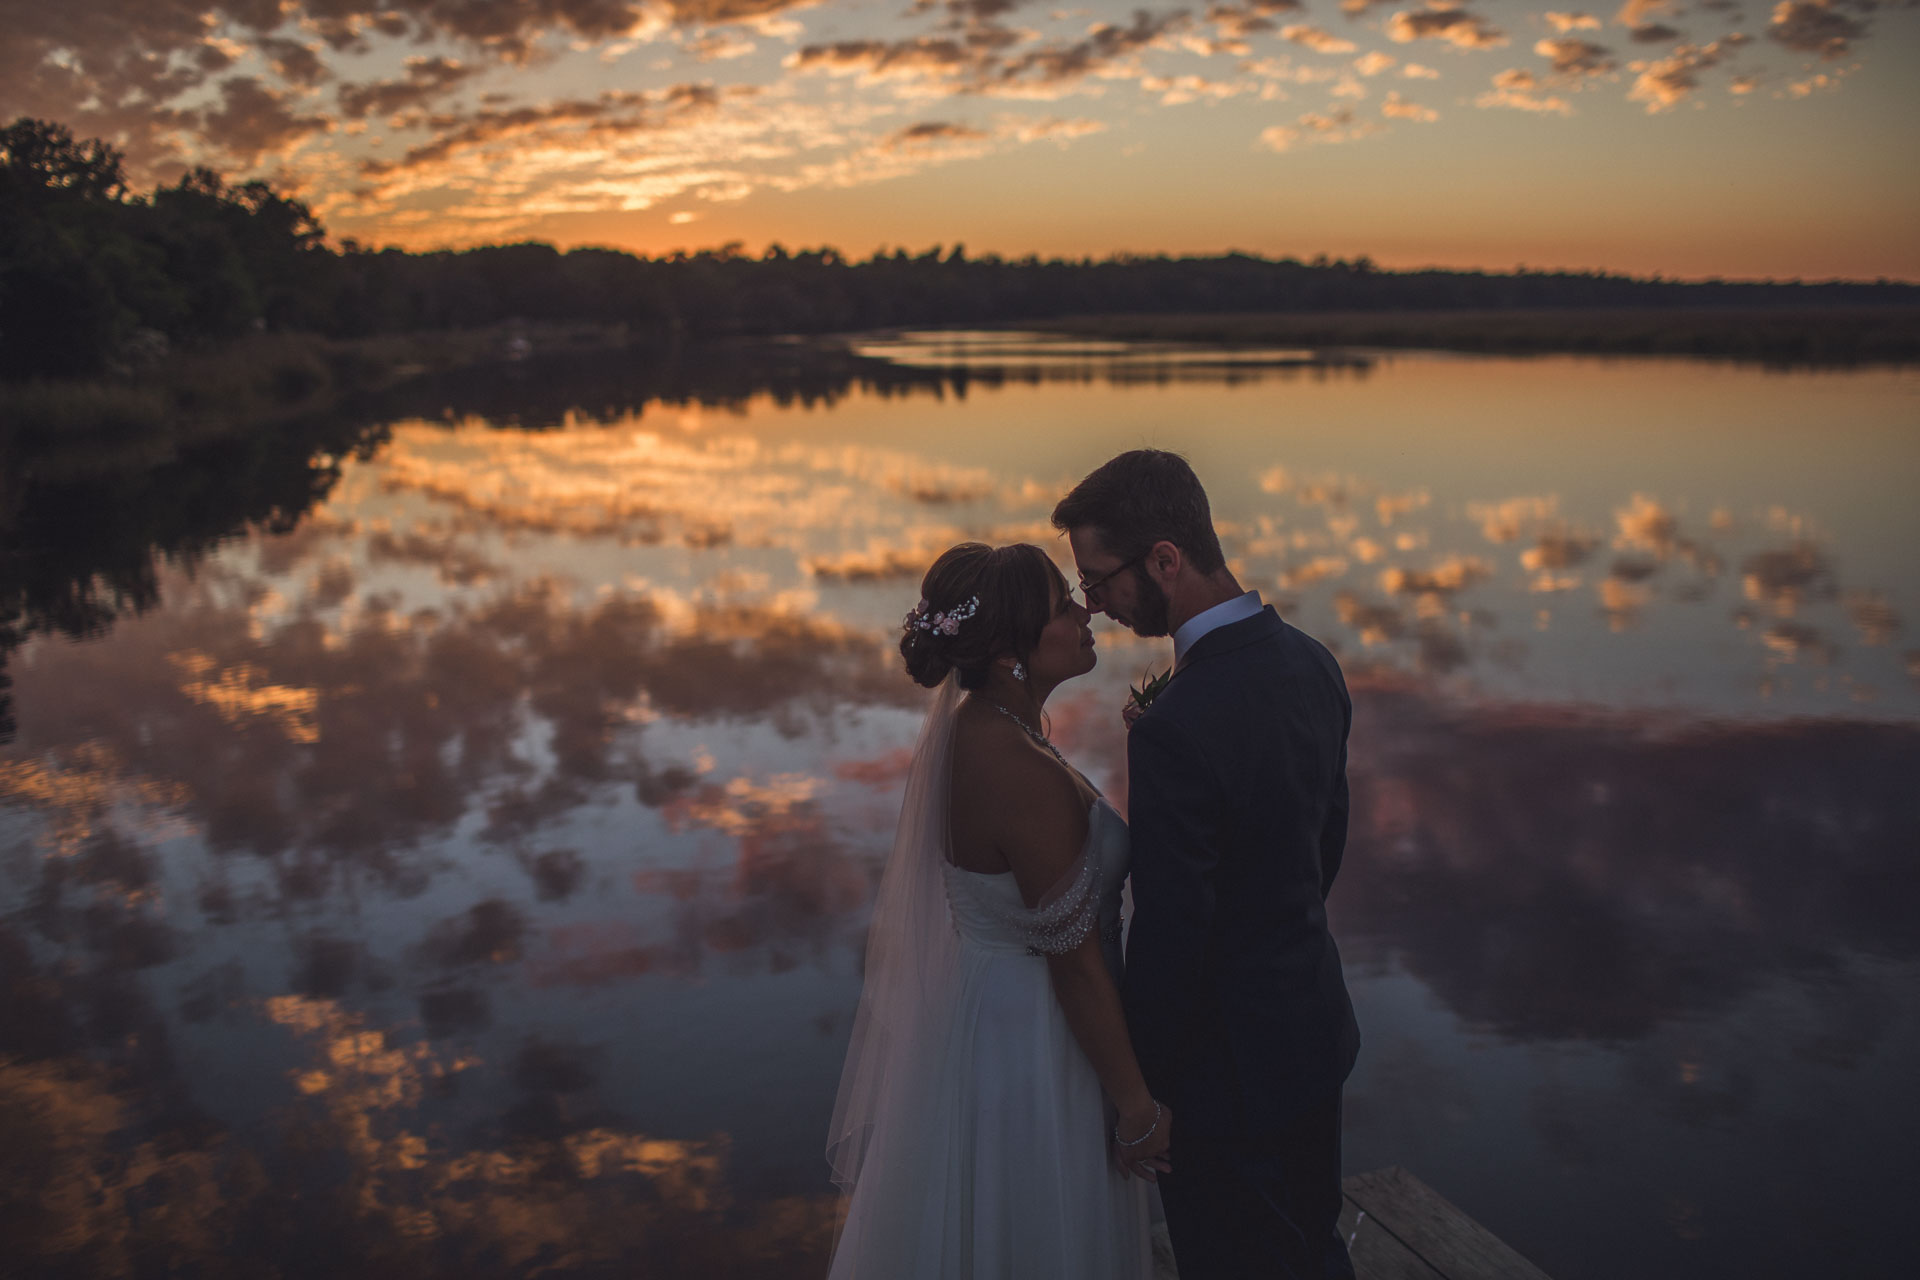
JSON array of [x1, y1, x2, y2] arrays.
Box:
[[904, 595, 980, 637]]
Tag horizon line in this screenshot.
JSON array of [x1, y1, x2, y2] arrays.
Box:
[[331, 236, 1920, 291]]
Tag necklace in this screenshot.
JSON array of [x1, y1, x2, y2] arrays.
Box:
[[979, 699, 1072, 771]]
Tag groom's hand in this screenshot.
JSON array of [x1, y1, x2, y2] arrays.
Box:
[[1121, 700, 1144, 731]]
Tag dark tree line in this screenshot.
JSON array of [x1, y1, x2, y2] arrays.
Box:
[[324, 240, 1918, 348], [0, 119, 328, 379], [5, 117, 1916, 382]]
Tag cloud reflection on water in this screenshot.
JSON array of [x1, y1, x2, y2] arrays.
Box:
[[1336, 669, 1920, 1041], [2, 343, 1916, 1277]]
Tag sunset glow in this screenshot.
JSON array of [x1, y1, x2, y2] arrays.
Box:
[[7, 1, 1917, 277]]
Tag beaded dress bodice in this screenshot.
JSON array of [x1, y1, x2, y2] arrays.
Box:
[[943, 798, 1129, 977]]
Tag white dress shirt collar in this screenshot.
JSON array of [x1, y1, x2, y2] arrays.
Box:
[[1172, 589, 1264, 667]]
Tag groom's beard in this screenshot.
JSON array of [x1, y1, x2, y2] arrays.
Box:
[[1126, 568, 1173, 638]]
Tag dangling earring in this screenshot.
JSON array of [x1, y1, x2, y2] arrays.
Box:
[[1012, 661, 1027, 682]]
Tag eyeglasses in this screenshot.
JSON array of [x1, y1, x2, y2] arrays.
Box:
[[1077, 553, 1148, 605]]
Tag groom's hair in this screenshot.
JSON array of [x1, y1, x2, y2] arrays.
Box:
[[1050, 450, 1227, 575]]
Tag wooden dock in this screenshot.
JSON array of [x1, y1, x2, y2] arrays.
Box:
[[1151, 1166, 1552, 1280], [1340, 1167, 1552, 1280]]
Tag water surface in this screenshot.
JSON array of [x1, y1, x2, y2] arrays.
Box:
[[2, 336, 1916, 1278]]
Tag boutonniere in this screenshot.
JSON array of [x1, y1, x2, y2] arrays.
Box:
[[1128, 665, 1172, 713]]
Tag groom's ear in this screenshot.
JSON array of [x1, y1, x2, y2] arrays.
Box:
[[1145, 540, 1183, 582]]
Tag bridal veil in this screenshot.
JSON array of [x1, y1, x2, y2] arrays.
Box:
[[827, 674, 966, 1197]]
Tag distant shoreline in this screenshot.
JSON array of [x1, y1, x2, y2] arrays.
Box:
[[6, 306, 1911, 470], [1011, 307, 1920, 364]]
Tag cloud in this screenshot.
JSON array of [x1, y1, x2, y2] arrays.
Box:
[[1761, 620, 1839, 665], [789, 10, 1188, 100], [1614, 0, 1676, 24], [1535, 36, 1617, 74], [1477, 67, 1573, 112], [1206, 0, 1303, 42], [1141, 72, 1256, 103], [883, 120, 990, 149], [1629, 22, 1684, 42], [1387, 5, 1510, 49], [1277, 556, 1353, 589], [1282, 24, 1359, 53], [1380, 555, 1494, 599], [912, 0, 1017, 18], [1614, 494, 1674, 553], [1767, 0, 1867, 58], [1003, 115, 1107, 142], [1335, 591, 1409, 645], [991, 9, 1191, 94], [679, 30, 758, 61], [337, 57, 479, 121], [1741, 543, 1837, 617], [1401, 62, 1441, 77], [1546, 11, 1603, 31], [1381, 90, 1439, 120], [1628, 36, 1747, 112], [1302, 107, 1356, 131], [1256, 101, 1386, 148], [1835, 594, 1896, 644], [1787, 70, 1842, 96], [1375, 489, 1431, 525], [3, 0, 809, 184], [197, 75, 332, 165], [787, 37, 977, 83], [768, 105, 1105, 198], [1258, 124, 1301, 150], [1353, 50, 1398, 75], [1521, 528, 1601, 571], [420, 899, 527, 968], [259, 37, 330, 87], [1598, 576, 1650, 630], [359, 87, 717, 179]]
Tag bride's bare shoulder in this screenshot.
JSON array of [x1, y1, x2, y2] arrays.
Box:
[[951, 703, 1093, 900], [949, 698, 1029, 786]]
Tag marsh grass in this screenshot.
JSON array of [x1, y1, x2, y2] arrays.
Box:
[[0, 323, 623, 481]]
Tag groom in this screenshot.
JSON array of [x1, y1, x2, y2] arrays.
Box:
[[1054, 450, 1361, 1280]]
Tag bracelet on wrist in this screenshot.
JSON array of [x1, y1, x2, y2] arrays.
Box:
[[1113, 1100, 1162, 1148]]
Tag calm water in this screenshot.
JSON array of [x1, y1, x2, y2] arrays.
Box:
[[2, 336, 1917, 1278]]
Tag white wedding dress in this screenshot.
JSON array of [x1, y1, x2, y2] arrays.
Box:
[[826, 676, 1152, 1279]]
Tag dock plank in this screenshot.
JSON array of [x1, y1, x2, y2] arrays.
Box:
[[1340, 1195, 1446, 1280], [1153, 1168, 1550, 1280], [1343, 1167, 1553, 1280]]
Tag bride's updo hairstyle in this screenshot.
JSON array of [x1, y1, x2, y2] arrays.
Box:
[[901, 542, 1067, 690]]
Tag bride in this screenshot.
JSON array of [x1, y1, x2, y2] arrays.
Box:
[[826, 542, 1170, 1278]]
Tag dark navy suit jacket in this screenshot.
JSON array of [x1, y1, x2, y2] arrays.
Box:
[[1123, 605, 1361, 1141]]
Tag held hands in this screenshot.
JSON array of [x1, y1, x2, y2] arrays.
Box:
[[1121, 700, 1145, 731], [1111, 1099, 1172, 1182]]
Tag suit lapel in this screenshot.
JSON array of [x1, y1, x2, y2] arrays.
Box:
[[1169, 606, 1283, 682]]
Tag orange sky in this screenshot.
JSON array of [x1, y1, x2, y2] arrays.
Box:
[[6, 1, 1917, 279]]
